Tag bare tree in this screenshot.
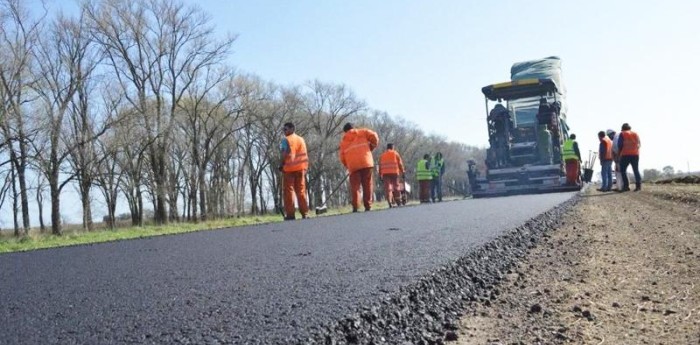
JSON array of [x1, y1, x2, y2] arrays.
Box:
[[31, 12, 102, 235], [93, 130, 122, 229], [302, 80, 366, 209], [0, 0, 44, 234], [178, 66, 242, 221], [85, 0, 236, 225]]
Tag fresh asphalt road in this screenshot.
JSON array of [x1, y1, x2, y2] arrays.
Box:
[[0, 193, 574, 344]]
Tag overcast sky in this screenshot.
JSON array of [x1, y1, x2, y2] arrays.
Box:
[[14, 0, 700, 225]]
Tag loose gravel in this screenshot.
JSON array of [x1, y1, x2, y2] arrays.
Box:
[[300, 196, 579, 344]]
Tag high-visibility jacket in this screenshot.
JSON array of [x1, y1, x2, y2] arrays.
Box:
[[416, 159, 432, 181], [379, 149, 404, 177], [619, 130, 640, 156], [282, 133, 308, 173], [562, 139, 578, 161], [339, 128, 379, 173], [431, 158, 444, 178], [600, 136, 613, 161]]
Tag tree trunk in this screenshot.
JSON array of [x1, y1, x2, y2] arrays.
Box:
[[154, 152, 168, 225], [198, 166, 207, 220], [80, 178, 94, 231], [10, 157, 19, 237], [37, 188, 46, 232], [16, 140, 30, 234], [50, 176, 62, 236]]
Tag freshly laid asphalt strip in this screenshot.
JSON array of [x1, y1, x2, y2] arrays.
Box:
[[0, 193, 575, 344]]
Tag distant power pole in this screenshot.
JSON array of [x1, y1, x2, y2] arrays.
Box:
[[688, 161, 691, 174]]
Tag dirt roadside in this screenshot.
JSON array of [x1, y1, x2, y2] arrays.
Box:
[[451, 184, 700, 345]]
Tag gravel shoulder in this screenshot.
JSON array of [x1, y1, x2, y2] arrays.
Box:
[[452, 184, 700, 344]]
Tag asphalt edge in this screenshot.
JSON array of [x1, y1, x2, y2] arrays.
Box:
[[300, 194, 581, 345]]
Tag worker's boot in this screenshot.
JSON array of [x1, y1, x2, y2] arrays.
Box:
[[284, 215, 295, 221], [301, 214, 308, 219], [634, 184, 641, 192]]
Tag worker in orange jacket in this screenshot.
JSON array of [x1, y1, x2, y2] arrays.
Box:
[[280, 122, 309, 220], [339, 123, 379, 212], [378, 143, 405, 208], [617, 123, 641, 192]]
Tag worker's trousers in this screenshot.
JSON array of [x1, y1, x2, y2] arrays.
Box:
[[565, 159, 580, 185], [382, 174, 400, 205], [349, 167, 374, 211], [283, 170, 309, 218], [600, 160, 613, 191], [620, 155, 641, 190], [431, 177, 443, 202], [419, 180, 432, 203]]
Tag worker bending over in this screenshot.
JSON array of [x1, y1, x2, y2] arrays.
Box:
[[339, 123, 379, 212]]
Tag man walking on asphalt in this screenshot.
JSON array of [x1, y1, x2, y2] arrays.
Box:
[[379, 143, 405, 208], [339, 123, 379, 212], [617, 123, 642, 192], [562, 133, 582, 185], [416, 154, 433, 203], [597, 131, 614, 192], [431, 152, 445, 202], [280, 122, 309, 220]]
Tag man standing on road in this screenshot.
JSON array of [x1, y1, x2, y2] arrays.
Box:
[[379, 143, 405, 208], [617, 123, 642, 192], [416, 154, 433, 203], [562, 134, 582, 185], [607, 129, 623, 191], [598, 131, 614, 192], [280, 122, 309, 220], [339, 123, 379, 212], [431, 152, 445, 202]]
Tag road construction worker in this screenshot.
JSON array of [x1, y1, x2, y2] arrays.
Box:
[[339, 122, 379, 212], [598, 131, 614, 192], [430, 152, 445, 202], [617, 123, 642, 192], [279, 122, 309, 220], [562, 134, 582, 185], [608, 129, 623, 191], [416, 154, 433, 203], [379, 143, 405, 208]]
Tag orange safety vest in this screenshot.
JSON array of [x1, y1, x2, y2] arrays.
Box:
[[339, 128, 379, 173], [379, 149, 404, 176], [601, 136, 613, 160], [620, 130, 640, 156], [283, 133, 309, 173]]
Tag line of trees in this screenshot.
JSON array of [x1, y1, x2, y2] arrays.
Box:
[[0, 0, 485, 237]]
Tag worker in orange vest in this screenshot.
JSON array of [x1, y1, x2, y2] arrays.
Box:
[[597, 131, 614, 192], [339, 123, 379, 212], [378, 143, 405, 208], [280, 122, 309, 220], [617, 123, 641, 192]]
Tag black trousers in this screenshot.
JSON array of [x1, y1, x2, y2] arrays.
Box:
[[620, 155, 641, 189]]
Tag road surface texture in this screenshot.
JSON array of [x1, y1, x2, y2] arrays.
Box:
[[0, 193, 575, 344]]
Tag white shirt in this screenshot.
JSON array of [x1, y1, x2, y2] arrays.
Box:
[[612, 133, 621, 155]]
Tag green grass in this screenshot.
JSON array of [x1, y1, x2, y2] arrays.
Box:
[[0, 214, 285, 254], [0, 197, 455, 254]]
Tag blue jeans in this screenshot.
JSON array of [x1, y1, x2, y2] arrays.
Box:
[[431, 177, 442, 202], [600, 160, 613, 190]]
